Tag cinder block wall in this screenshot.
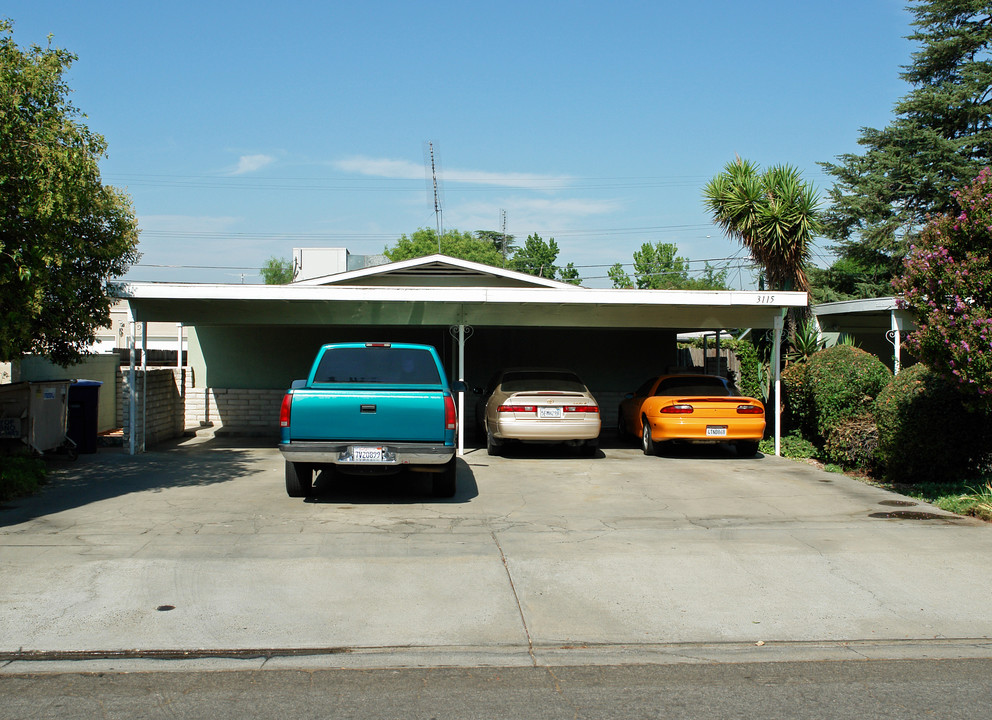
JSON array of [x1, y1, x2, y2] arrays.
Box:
[[118, 368, 186, 447], [183, 384, 284, 431]]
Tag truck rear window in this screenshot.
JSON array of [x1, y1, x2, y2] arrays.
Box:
[[313, 347, 442, 385]]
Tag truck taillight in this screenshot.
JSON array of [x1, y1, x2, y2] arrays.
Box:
[[444, 393, 457, 430], [279, 393, 293, 428]]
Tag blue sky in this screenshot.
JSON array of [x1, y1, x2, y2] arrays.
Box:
[[6, 1, 914, 287]]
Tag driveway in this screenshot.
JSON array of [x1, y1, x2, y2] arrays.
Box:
[[2, 434, 991, 671]]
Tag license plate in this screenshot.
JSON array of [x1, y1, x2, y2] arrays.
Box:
[[351, 446, 383, 462], [706, 426, 728, 437], [538, 407, 563, 419]]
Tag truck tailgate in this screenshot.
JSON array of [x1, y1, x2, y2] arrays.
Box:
[[288, 388, 446, 443]]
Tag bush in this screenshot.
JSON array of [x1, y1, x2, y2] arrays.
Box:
[[759, 431, 818, 459], [0, 455, 46, 502], [805, 345, 892, 440], [731, 338, 764, 401], [823, 413, 879, 471], [781, 361, 815, 438], [875, 364, 992, 483]]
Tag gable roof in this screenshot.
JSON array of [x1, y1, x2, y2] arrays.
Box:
[[291, 254, 578, 289]]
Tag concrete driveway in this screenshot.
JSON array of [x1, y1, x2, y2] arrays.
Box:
[[2, 433, 991, 671]]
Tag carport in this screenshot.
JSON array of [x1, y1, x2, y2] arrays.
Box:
[[115, 255, 807, 456]]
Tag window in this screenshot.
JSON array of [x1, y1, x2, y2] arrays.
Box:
[[654, 376, 737, 397], [500, 371, 587, 393], [314, 347, 441, 384]]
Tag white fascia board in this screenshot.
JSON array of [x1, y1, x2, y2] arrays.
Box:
[[813, 297, 899, 316], [116, 282, 807, 309]]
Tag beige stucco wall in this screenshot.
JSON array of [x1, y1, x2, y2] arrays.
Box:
[[13, 354, 120, 433]]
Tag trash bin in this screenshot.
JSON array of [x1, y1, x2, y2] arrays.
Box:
[[67, 380, 102, 454]]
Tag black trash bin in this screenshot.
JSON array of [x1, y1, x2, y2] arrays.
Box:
[[67, 380, 103, 454]]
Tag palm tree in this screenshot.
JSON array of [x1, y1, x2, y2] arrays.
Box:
[[702, 158, 820, 293]]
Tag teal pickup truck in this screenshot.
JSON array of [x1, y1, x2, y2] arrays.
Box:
[[278, 342, 462, 499]]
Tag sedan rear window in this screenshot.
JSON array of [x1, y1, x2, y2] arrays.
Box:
[[500, 371, 587, 393], [654, 376, 738, 397], [314, 347, 442, 384]]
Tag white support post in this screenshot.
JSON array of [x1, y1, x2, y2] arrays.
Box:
[[457, 324, 465, 457], [177, 323, 183, 370], [772, 313, 785, 457], [891, 310, 902, 375], [128, 322, 136, 456], [141, 322, 148, 453]]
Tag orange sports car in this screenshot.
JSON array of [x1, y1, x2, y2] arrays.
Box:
[[618, 374, 765, 456]]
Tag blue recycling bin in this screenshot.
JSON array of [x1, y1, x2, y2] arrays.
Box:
[[68, 380, 103, 454]]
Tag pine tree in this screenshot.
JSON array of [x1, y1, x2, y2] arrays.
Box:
[[817, 0, 992, 301]]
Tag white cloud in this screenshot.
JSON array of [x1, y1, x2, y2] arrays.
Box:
[[334, 155, 573, 189], [231, 154, 275, 175]]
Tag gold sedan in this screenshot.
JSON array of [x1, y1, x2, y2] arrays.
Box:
[[480, 369, 601, 456], [618, 374, 765, 456]]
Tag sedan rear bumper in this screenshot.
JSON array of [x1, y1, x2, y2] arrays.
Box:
[[494, 418, 602, 442]]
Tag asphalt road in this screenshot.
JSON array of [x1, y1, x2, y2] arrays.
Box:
[[2, 658, 991, 720]]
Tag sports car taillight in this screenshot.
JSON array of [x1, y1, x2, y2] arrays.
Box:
[[661, 404, 694, 414], [736, 404, 764, 415], [279, 393, 293, 427], [444, 394, 457, 430]]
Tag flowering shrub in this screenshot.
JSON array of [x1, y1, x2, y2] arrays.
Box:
[[875, 364, 991, 483], [893, 169, 992, 406]]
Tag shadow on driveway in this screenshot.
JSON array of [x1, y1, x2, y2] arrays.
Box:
[[304, 459, 480, 505], [0, 436, 259, 527]]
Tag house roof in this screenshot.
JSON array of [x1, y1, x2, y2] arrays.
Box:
[[115, 254, 808, 330], [293, 254, 574, 289], [813, 296, 916, 333]]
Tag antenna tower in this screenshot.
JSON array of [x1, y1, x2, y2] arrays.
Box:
[[428, 141, 443, 252], [500, 209, 508, 262]]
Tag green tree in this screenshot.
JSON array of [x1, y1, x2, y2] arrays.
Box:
[[384, 228, 506, 266], [474, 229, 516, 259], [818, 0, 992, 300], [511, 233, 560, 278], [510, 233, 582, 283], [893, 168, 992, 405], [260, 256, 294, 284], [609, 242, 729, 290], [702, 158, 820, 293], [1, 22, 139, 365]]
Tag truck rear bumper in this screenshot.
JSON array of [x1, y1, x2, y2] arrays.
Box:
[[279, 441, 454, 466]]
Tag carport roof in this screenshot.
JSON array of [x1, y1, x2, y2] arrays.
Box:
[[114, 254, 808, 330]]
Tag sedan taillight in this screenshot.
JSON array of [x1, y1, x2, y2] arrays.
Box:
[[497, 405, 537, 413], [563, 406, 599, 413]]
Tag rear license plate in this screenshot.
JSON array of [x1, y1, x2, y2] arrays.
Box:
[[706, 426, 728, 437], [538, 407, 563, 419], [351, 446, 384, 462]]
